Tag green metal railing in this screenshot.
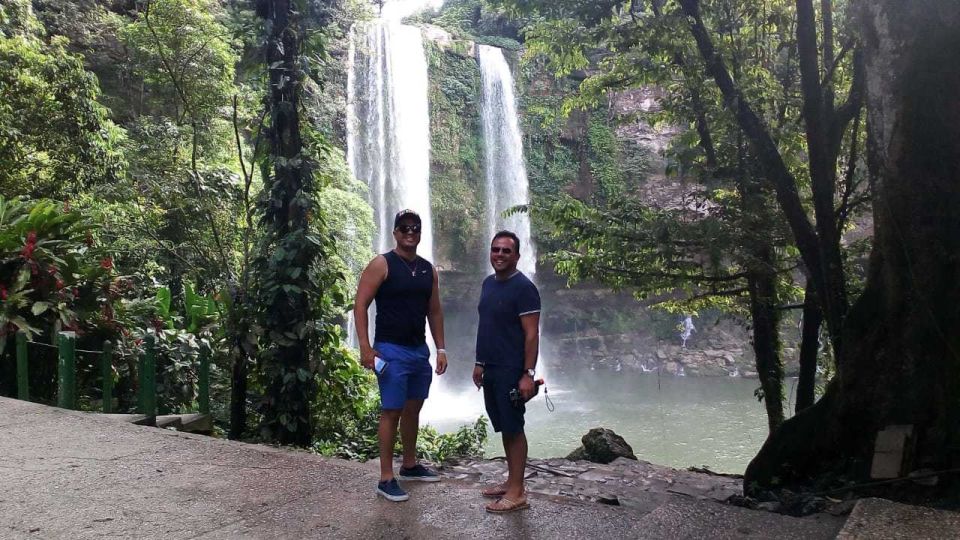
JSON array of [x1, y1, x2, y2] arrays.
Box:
[[11, 330, 210, 416]]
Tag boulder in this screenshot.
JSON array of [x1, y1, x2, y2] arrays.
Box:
[[566, 428, 638, 464]]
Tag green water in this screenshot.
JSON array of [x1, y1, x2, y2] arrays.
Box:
[[422, 370, 772, 474]]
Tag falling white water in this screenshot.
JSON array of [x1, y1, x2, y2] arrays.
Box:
[[478, 45, 536, 276], [477, 44, 552, 388], [348, 21, 434, 259], [347, 20, 434, 353]]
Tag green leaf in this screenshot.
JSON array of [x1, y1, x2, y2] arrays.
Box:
[[31, 302, 50, 316], [156, 287, 172, 317]]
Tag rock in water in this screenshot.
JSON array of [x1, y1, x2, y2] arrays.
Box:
[[566, 428, 638, 464]]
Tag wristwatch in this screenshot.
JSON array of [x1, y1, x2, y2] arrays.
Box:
[[525, 368, 536, 378]]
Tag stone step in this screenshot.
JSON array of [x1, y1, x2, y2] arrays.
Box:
[[836, 497, 960, 538], [100, 413, 155, 426], [155, 415, 183, 429], [99, 412, 212, 433], [632, 498, 842, 539], [156, 413, 213, 433], [178, 413, 213, 434]]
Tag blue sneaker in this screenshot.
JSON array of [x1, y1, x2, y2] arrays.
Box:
[[398, 463, 440, 482], [376, 478, 409, 502]]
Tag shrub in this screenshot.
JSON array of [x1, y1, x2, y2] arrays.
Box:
[[0, 197, 114, 344]]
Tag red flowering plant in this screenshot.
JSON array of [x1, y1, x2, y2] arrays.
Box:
[[0, 197, 117, 349]]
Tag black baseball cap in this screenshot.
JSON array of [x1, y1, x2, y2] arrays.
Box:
[[393, 209, 422, 229]]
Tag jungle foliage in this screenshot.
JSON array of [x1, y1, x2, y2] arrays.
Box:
[[0, 3, 125, 199], [0, 0, 487, 463], [425, 40, 486, 267]]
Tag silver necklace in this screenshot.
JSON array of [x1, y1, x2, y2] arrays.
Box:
[[401, 255, 419, 276]]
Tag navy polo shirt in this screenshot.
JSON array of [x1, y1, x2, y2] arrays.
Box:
[[476, 271, 541, 368]]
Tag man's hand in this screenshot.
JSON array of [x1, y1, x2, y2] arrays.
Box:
[[472, 365, 484, 389], [518, 372, 535, 400], [360, 347, 380, 370], [435, 350, 448, 375]]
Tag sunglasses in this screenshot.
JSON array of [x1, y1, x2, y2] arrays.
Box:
[[396, 224, 422, 234], [490, 246, 514, 254]]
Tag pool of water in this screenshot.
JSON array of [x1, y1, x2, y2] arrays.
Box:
[[421, 368, 771, 474]]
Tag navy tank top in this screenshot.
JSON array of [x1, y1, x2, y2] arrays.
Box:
[[374, 251, 434, 347]]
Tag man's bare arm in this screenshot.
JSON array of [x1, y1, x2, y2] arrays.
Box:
[[354, 255, 387, 369], [427, 267, 447, 375]]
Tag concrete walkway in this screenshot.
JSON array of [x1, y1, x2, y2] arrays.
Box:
[[0, 397, 843, 539]]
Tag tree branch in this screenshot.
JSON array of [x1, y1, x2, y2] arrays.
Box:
[[595, 263, 749, 284], [679, 0, 852, 358], [677, 0, 823, 289], [144, 0, 233, 278], [796, 0, 837, 243], [830, 47, 865, 153], [836, 109, 862, 233]]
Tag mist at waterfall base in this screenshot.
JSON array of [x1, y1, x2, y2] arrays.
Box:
[[419, 317, 770, 474]]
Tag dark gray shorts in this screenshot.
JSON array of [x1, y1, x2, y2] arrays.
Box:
[[482, 365, 525, 434]]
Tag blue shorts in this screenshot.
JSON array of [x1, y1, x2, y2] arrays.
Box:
[[374, 341, 433, 410], [482, 365, 525, 434]]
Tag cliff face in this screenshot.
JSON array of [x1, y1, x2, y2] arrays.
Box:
[[439, 268, 808, 378], [417, 27, 789, 377], [423, 28, 486, 270], [415, 28, 793, 377]]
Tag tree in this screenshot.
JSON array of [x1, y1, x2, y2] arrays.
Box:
[[123, 0, 258, 436], [493, 0, 867, 429], [0, 0, 124, 198], [675, 0, 864, 370], [745, 0, 960, 490], [120, 0, 240, 282], [253, 0, 325, 446]]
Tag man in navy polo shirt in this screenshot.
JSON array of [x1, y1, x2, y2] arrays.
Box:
[[472, 230, 541, 513], [354, 209, 448, 502]]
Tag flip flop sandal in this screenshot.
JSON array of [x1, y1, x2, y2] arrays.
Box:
[[481, 486, 507, 499], [485, 497, 530, 514]]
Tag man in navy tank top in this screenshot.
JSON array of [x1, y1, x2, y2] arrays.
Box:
[[354, 209, 448, 502], [472, 230, 541, 513], [353, 210, 447, 502]]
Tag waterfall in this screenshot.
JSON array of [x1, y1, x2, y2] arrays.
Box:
[[348, 21, 434, 260], [349, 16, 474, 426], [478, 45, 550, 384], [347, 20, 550, 425], [478, 45, 536, 276]]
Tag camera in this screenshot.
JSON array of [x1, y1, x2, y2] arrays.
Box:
[[509, 379, 544, 408]]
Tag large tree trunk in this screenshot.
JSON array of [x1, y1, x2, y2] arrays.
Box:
[[748, 263, 784, 431], [745, 0, 960, 491], [795, 281, 822, 412], [228, 294, 250, 440], [257, 0, 316, 447]]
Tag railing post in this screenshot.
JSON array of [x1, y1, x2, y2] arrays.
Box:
[[101, 340, 114, 413], [57, 331, 77, 409], [198, 345, 210, 415], [138, 333, 157, 416], [16, 331, 28, 401]]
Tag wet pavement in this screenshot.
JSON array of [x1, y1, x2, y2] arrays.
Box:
[[0, 397, 845, 539]]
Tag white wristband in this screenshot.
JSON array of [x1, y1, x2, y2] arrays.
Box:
[[436, 348, 446, 354]]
